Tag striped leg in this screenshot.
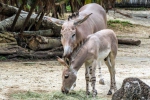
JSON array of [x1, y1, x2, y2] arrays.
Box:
[[91, 60, 97, 97], [85, 64, 90, 96], [97, 61, 105, 85]]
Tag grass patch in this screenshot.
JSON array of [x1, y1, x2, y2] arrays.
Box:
[[107, 20, 134, 32], [12, 91, 41, 100], [11, 90, 107, 100], [108, 20, 133, 27]]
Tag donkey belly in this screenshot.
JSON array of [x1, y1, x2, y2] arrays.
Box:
[[98, 48, 111, 60]]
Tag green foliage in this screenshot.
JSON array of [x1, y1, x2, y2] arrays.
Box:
[[26, 4, 31, 10], [11, 90, 107, 100], [66, 5, 71, 12], [0, 56, 7, 60]]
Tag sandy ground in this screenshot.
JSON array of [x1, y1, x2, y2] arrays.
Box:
[[0, 10, 150, 100]]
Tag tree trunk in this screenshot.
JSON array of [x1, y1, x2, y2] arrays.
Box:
[[20, 0, 39, 33], [11, 0, 26, 31], [35, 11, 44, 31]]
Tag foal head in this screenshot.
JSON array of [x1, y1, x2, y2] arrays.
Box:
[[57, 57, 77, 94]]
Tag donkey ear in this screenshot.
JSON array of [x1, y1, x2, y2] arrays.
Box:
[[57, 56, 69, 68], [74, 13, 92, 26]]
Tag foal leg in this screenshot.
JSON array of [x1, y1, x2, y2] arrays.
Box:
[[91, 60, 97, 97], [97, 61, 105, 85], [85, 63, 90, 96], [104, 53, 117, 95]]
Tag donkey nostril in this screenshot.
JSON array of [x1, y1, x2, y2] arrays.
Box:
[[61, 88, 69, 94], [61, 89, 65, 93], [65, 90, 69, 94]]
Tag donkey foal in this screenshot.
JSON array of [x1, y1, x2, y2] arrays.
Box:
[[57, 29, 118, 97]]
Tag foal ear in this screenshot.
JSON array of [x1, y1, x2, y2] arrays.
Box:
[[74, 13, 92, 26], [57, 56, 69, 68]]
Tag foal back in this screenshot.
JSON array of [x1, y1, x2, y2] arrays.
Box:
[[86, 29, 118, 60]]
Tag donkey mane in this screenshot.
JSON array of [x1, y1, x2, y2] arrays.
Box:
[[68, 12, 79, 21]]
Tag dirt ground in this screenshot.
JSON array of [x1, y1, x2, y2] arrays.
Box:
[[0, 9, 150, 100]]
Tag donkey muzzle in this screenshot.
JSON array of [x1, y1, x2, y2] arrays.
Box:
[[63, 45, 72, 58], [61, 87, 69, 94]]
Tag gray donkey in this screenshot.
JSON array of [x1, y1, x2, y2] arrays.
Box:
[[57, 29, 118, 97]]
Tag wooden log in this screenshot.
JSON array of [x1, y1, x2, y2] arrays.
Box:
[[0, 43, 63, 59], [14, 33, 62, 51], [0, 3, 63, 35], [0, 14, 62, 36], [0, 3, 27, 17], [118, 38, 141, 46], [8, 51, 63, 59], [0, 33, 16, 41], [116, 10, 132, 18], [13, 29, 54, 37]]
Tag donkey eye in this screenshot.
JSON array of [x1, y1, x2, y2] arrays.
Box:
[[72, 34, 75, 38], [65, 75, 69, 79], [72, 27, 75, 30]]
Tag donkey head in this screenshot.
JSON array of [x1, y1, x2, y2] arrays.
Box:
[[57, 56, 77, 94], [60, 13, 92, 58]]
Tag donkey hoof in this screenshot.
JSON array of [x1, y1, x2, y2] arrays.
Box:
[[92, 90, 97, 97], [107, 90, 112, 95], [86, 91, 90, 95], [99, 79, 105, 85]]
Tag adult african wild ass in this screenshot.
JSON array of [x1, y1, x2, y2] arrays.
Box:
[[60, 3, 107, 84], [57, 29, 118, 96]]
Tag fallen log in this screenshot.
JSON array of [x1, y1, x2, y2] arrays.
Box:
[[13, 29, 55, 37], [0, 32, 16, 43], [0, 14, 62, 36], [0, 3, 63, 36], [8, 51, 63, 59], [0, 3, 27, 17], [118, 38, 141, 46], [14, 33, 62, 51], [0, 33, 16, 41], [0, 42, 63, 59], [116, 10, 132, 18]]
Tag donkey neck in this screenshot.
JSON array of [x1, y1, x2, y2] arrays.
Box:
[[70, 41, 88, 71]]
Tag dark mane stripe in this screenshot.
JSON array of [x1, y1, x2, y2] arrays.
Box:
[[68, 12, 79, 21]]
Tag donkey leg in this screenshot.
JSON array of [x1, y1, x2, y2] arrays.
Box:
[[97, 61, 105, 85], [109, 52, 117, 91], [85, 63, 90, 96], [91, 60, 97, 97], [104, 53, 117, 95]]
